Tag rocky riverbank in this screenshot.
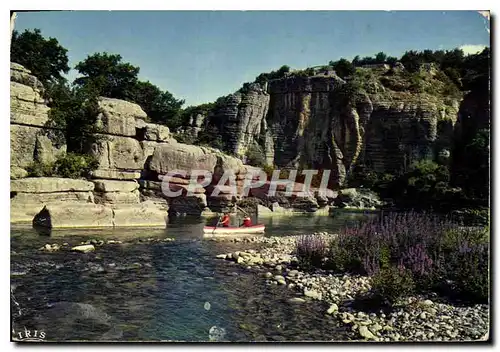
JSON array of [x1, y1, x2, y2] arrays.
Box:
[[213, 234, 490, 342]]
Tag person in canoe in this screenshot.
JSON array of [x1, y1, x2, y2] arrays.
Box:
[[241, 216, 252, 227], [220, 213, 231, 227]]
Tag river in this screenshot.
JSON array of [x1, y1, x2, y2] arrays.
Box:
[[11, 211, 375, 342]]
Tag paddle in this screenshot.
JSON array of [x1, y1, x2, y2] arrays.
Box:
[[213, 214, 222, 235]]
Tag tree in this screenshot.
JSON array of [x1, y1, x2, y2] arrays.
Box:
[[74, 52, 184, 127], [352, 55, 361, 67], [330, 58, 355, 78], [375, 52, 388, 64], [400, 50, 424, 72], [11, 28, 70, 84], [277, 65, 291, 76], [441, 48, 465, 71], [131, 81, 185, 127], [386, 56, 398, 66], [44, 80, 103, 154], [74, 52, 140, 100]]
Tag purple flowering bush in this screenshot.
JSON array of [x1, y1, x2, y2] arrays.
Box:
[[318, 211, 489, 303], [296, 235, 329, 271]]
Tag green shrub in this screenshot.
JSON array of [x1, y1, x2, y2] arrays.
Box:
[[245, 144, 266, 167], [26, 161, 55, 177], [261, 165, 274, 179], [53, 153, 99, 179], [371, 266, 416, 303]]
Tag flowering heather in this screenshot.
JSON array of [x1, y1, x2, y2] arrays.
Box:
[[326, 211, 489, 303], [296, 234, 329, 270]]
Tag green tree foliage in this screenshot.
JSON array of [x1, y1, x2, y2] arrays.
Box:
[[255, 65, 291, 84], [131, 80, 185, 127], [44, 80, 104, 154], [11, 28, 70, 84], [384, 160, 456, 209], [245, 143, 266, 167], [74, 52, 140, 100], [386, 56, 398, 65], [351, 55, 361, 66], [375, 52, 387, 63], [399, 50, 424, 72], [193, 125, 225, 150], [329, 58, 355, 78], [452, 128, 490, 203], [74, 52, 185, 128]]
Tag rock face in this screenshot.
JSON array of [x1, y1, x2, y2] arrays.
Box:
[[17, 62, 453, 226], [33, 203, 115, 228], [32, 201, 168, 228], [197, 68, 461, 188], [11, 177, 94, 193], [211, 83, 270, 157], [10, 63, 65, 173], [10, 177, 96, 223]]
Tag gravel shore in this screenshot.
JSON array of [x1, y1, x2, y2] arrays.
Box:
[[213, 234, 490, 342]]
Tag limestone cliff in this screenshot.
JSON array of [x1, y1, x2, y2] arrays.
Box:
[[10, 63, 65, 177], [210, 83, 270, 156], [197, 66, 462, 187], [11, 63, 325, 224]]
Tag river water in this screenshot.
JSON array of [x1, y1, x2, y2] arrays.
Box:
[[11, 211, 375, 342]]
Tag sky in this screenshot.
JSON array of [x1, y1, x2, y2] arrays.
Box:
[[13, 10, 490, 106]]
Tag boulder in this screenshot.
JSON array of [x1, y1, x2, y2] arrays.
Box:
[[97, 97, 147, 136], [112, 201, 168, 227], [148, 143, 218, 175], [90, 136, 144, 170], [10, 203, 47, 223], [140, 140, 159, 165], [10, 111, 49, 127], [33, 203, 114, 228], [10, 125, 40, 168], [11, 177, 95, 193], [335, 188, 382, 209], [10, 63, 44, 91], [92, 180, 139, 193], [136, 119, 171, 142], [10, 81, 45, 104], [34, 133, 66, 165], [257, 204, 273, 215], [11, 191, 94, 205], [167, 194, 207, 216], [10, 166, 28, 180]]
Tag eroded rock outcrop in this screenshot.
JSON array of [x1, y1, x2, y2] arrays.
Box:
[[195, 67, 461, 188], [10, 63, 65, 174], [210, 83, 270, 156]]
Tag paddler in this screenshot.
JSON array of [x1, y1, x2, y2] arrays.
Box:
[[220, 213, 231, 227]]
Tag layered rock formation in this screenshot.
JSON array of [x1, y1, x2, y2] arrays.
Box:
[[10, 63, 65, 176], [198, 67, 461, 187], [211, 83, 270, 157], [11, 63, 334, 227]]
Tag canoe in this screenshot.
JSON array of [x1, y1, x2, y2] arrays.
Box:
[[203, 224, 265, 235]]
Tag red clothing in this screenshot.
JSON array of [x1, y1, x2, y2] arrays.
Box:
[[242, 217, 252, 227], [221, 215, 230, 227]]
